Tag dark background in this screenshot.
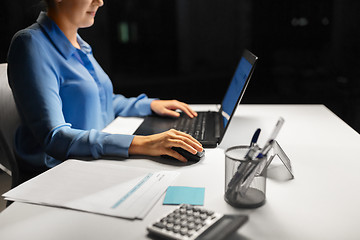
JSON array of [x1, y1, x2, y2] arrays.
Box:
[[1, 0, 360, 133]]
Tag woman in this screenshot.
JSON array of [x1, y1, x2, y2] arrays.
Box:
[[7, 0, 203, 176]]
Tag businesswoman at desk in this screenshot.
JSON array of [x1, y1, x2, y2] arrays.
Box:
[[7, 0, 203, 181]]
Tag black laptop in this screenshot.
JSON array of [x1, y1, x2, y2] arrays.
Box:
[[134, 49, 258, 148]]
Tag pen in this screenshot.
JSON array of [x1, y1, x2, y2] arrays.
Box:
[[228, 129, 262, 191], [255, 117, 284, 159], [227, 144, 260, 192], [268, 117, 284, 141], [239, 117, 284, 195], [240, 140, 273, 192], [250, 128, 261, 147], [256, 139, 274, 159], [227, 145, 259, 190], [228, 118, 286, 197], [253, 139, 274, 177], [244, 144, 260, 161], [239, 157, 265, 196]]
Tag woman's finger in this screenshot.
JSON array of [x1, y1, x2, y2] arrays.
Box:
[[174, 102, 197, 118], [171, 130, 203, 151]]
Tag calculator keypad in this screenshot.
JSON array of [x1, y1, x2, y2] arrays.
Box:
[[147, 204, 222, 240]]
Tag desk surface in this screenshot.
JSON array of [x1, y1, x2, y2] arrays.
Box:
[[1, 104, 360, 240]]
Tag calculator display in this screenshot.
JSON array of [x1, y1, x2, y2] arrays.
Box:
[[197, 217, 232, 239]]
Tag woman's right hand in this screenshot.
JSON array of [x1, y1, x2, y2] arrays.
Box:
[[129, 129, 203, 162]]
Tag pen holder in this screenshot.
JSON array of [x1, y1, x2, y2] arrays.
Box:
[[224, 146, 267, 208]]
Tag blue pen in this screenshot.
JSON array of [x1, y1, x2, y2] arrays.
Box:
[[250, 128, 261, 147], [228, 129, 261, 190], [227, 128, 262, 193]]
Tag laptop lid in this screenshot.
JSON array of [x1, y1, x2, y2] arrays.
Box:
[[217, 49, 258, 144]]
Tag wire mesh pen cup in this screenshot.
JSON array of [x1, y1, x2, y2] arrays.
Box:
[[224, 145, 267, 208]]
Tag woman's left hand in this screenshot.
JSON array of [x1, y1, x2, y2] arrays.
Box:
[[150, 100, 197, 118]]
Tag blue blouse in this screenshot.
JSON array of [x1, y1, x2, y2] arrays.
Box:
[[7, 12, 155, 170]]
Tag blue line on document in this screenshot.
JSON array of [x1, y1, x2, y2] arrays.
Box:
[[111, 173, 154, 209]]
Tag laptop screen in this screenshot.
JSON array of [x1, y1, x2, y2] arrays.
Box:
[[220, 50, 257, 129]]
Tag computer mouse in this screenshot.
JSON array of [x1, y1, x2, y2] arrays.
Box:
[[171, 147, 205, 162]]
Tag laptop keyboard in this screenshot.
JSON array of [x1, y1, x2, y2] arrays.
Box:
[[172, 112, 207, 140]]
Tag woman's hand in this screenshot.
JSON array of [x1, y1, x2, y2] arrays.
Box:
[[129, 129, 203, 162], [150, 100, 197, 118]]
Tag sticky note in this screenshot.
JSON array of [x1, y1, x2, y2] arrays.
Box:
[[163, 186, 205, 205]]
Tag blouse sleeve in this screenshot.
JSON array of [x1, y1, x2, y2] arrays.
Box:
[[112, 93, 155, 117], [8, 30, 135, 161]]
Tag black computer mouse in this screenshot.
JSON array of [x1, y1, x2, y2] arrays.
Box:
[[171, 147, 205, 162]]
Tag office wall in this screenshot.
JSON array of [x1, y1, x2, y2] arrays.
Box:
[[248, 0, 360, 132], [1, 0, 359, 132]]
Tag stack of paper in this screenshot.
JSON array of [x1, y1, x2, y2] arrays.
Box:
[[3, 160, 179, 220]]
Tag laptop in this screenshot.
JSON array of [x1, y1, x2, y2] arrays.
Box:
[[134, 49, 258, 148]]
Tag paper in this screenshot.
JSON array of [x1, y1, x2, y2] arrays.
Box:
[[102, 116, 144, 135], [163, 186, 205, 205], [3, 160, 179, 219]]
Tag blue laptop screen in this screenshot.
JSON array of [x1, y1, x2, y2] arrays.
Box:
[[221, 57, 253, 127]]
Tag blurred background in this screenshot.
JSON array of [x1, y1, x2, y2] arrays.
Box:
[[1, 0, 359, 133]]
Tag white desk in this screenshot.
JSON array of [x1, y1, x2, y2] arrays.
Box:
[[1, 104, 360, 240]]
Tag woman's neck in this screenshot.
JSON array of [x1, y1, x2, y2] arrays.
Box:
[[47, 10, 81, 49]]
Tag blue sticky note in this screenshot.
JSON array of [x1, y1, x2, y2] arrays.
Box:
[[163, 186, 205, 205]]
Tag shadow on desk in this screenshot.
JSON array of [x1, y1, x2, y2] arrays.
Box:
[[147, 232, 251, 240], [229, 233, 252, 240], [266, 162, 294, 182], [122, 155, 198, 167], [81, 155, 199, 167]]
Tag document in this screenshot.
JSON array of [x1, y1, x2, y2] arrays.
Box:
[[102, 116, 144, 135], [3, 160, 179, 220]]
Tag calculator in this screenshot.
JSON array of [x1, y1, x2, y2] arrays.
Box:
[[147, 204, 248, 240]]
